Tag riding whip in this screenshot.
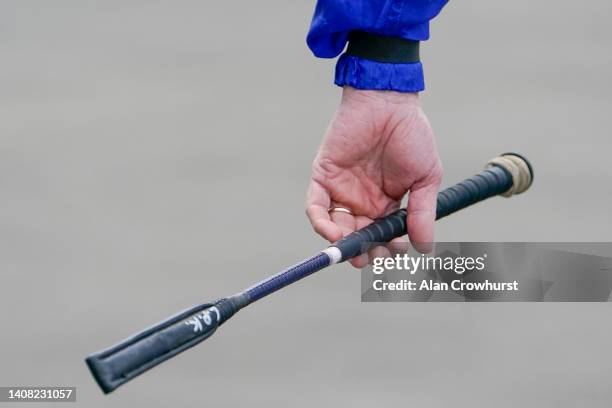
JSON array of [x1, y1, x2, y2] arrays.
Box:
[[86, 153, 533, 393]]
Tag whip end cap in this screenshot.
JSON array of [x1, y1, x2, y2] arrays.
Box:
[[486, 153, 533, 197]]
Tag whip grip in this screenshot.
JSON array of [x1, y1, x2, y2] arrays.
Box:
[[332, 208, 408, 261], [86, 299, 236, 393], [332, 153, 532, 262], [435, 164, 512, 219]]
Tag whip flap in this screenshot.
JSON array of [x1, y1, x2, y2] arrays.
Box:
[[86, 153, 533, 394]]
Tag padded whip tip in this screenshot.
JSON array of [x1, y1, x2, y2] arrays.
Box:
[[486, 153, 533, 196]]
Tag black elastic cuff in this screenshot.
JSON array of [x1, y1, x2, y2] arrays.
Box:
[[345, 31, 420, 64]]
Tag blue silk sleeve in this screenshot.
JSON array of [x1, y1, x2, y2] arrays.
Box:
[[307, 0, 448, 92]]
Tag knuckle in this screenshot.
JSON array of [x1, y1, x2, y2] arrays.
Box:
[[305, 204, 323, 220]]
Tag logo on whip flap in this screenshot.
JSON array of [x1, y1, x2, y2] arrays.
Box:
[[185, 307, 221, 333]]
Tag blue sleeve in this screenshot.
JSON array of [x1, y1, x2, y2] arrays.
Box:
[[307, 0, 449, 92]]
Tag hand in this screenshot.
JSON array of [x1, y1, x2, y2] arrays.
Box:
[[306, 87, 443, 268]]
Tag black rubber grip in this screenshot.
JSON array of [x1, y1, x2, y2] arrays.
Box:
[[333, 208, 408, 261], [86, 298, 237, 393], [333, 165, 513, 261], [435, 164, 512, 219]]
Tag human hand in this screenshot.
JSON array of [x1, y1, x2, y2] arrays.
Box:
[[306, 87, 443, 268]]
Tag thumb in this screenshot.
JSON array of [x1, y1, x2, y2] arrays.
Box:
[[407, 171, 442, 253]]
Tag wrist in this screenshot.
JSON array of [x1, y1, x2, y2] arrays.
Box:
[[342, 87, 420, 107]]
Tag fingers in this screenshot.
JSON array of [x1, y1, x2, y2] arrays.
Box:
[[327, 210, 367, 268], [367, 245, 392, 268], [306, 180, 404, 268], [306, 186, 399, 268], [407, 171, 442, 253], [329, 207, 356, 237], [388, 236, 410, 256], [305, 181, 343, 242], [306, 181, 386, 269], [308, 172, 441, 264], [346, 215, 371, 268]]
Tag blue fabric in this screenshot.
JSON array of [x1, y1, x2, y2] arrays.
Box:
[[335, 55, 424, 92], [307, 0, 449, 92]]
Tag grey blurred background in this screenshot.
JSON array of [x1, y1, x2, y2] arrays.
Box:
[[1, 1, 612, 407]]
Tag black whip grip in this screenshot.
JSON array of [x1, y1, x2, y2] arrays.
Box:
[[86, 299, 237, 393], [332, 165, 514, 261], [435, 164, 513, 219], [333, 208, 408, 261]]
